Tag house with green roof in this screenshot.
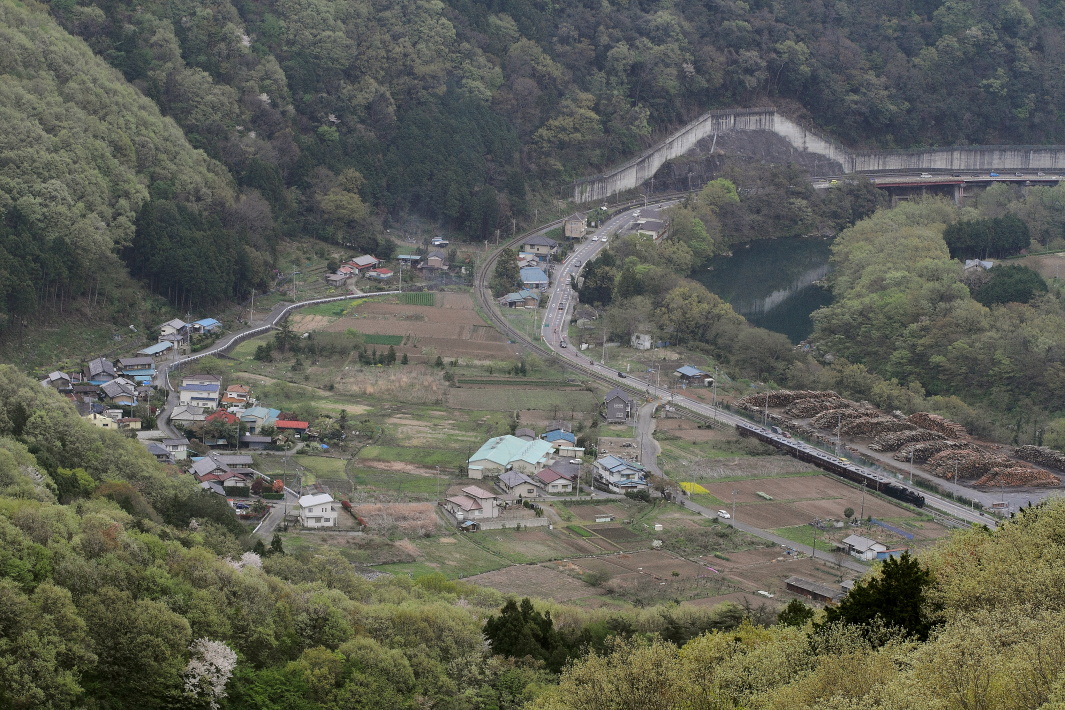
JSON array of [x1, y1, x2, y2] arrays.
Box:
[[467, 435, 556, 479]]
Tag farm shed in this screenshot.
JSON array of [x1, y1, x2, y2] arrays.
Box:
[[785, 576, 845, 604]]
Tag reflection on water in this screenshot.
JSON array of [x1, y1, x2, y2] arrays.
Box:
[[693, 238, 834, 343]]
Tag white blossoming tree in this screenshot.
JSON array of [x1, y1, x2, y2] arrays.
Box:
[[184, 638, 237, 709]]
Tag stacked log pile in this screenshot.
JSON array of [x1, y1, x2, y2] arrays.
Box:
[[784, 396, 851, 418], [894, 440, 971, 464], [975, 467, 1061, 488], [736, 390, 839, 412], [1013, 445, 1065, 473], [926, 450, 1060, 487], [840, 417, 916, 438], [871, 430, 946, 452], [907, 412, 967, 438], [811, 406, 877, 430]]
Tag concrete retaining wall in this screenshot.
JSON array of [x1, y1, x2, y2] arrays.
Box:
[[573, 108, 1065, 203]]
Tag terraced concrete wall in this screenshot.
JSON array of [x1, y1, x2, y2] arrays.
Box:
[[573, 108, 1065, 203]]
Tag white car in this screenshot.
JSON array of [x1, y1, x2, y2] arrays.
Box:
[[717, 510, 731, 519], [591, 236, 599, 241]]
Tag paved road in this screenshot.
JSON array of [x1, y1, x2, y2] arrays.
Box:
[[483, 210, 996, 530], [636, 401, 663, 478], [680, 496, 869, 575]]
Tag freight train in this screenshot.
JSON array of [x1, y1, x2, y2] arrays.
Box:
[[735, 420, 926, 508]]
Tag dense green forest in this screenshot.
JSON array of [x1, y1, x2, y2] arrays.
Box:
[[6, 0, 1065, 330]]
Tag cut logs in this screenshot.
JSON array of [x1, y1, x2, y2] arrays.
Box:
[[907, 412, 967, 439], [871, 429, 946, 453], [840, 417, 917, 438], [894, 440, 972, 464], [1013, 445, 1065, 473], [784, 396, 850, 418], [737, 390, 839, 411]]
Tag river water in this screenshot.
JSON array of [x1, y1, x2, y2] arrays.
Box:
[[693, 237, 833, 343]]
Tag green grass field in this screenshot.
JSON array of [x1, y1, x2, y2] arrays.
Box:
[[348, 468, 446, 496], [771, 525, 839, 552], [358, 445, 467, 468], [400, 292, 435, 306], [374, 536, 508, 579], [362, 333, 403, 345]]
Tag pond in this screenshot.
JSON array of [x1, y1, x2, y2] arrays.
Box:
[[693, 237, 833, 343]]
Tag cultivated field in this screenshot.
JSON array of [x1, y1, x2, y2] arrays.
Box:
[[464, 565, 608, 603]]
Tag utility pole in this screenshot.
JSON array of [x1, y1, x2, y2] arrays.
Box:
[[291, 268, 299, 300], [859, 481, 867, 521], [732, 489, 738, 522], [249, 289, 255, 325]]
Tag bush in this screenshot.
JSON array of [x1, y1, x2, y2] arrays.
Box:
[[624, 489, 651, 503]]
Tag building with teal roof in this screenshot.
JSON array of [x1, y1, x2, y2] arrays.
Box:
[[467, 435, 556, 479]]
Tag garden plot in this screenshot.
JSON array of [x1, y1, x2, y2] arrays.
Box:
[[681, 455, 819, 480], [320, 293, 516, 360], [730, 503, 819, 529], [703, 475, 851, 504], [465, 565, 608, 603]]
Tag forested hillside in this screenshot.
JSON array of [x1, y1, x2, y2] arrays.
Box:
[[3, 0, 1065, 331]]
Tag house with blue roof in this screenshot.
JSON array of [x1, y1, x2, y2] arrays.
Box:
[[467, 435, 556, 479], [593, 455, 647, 492], [192, 318, 222, 333], [138, 341, 174, 359], [675, 365, 708, 383], [499, 289, 540, 309], [240, 407, 281, 434], [519, 266, 549, 290]]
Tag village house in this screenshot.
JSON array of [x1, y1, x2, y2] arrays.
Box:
[[324, 273, 350, 287], [145, 443, 174, 464], [422, 250, 449, 271], [397, 254, 421, 266], [841, 534, 889, 561], [514, 428, 536, 441], [535, 468, 573, 494], [519, 266, 549, 290], [498, 470, 539, 498], [563, 212, 587, 239], [138, 341, 174, 360], [100, 378, 137, 406], [633, 207, 670, 242], [84, 357, 117, 384], [675, 365, 709, 385], [274, 420, 310, 438], [40, 371, 74, 392], [349, 255, 380, 272], [467, 435, 555, 478], [240, 406, 280, 434], [191, 318, 222, 334], [367, 268, 393, 280], [159, 318, 188, 338], [162, 438, 190, 461], [442, 485, 500, 520], [299, 493, 338, 528], [520, 234, 558, 261], [84, 411, 118, 430], [499, 289, 540, 309], [603, 387, 635, 423], [117, 356, 156, 378], [179, 379, 220, 410], [117, 417, 142, 431], [239, 435, 272, 450], [169, 405, 207, 426], [593, 455, 648, 492]]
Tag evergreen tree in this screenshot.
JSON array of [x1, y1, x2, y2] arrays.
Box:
[[777, 599, 815, 627], [490, 248, 520, 296], [820, 552, 939, 641], [269, 533, 285, 556], [483, 598, 570, 672], [386, 345, 397, 365]]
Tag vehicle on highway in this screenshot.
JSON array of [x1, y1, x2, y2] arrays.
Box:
[[920, 172, 932, 178], [1038, 172, 1046, 176], [717, 510, 731, 519], [591, 236, 599, 241], [1015, 172, 1024, 177], [952, 173, 962, 177], [617, 371, 626, 378], [829, 179, 838, 184], [560, 340, 567, 348], [557, 304, 564, 310], [989, 172, 1000, 177]]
